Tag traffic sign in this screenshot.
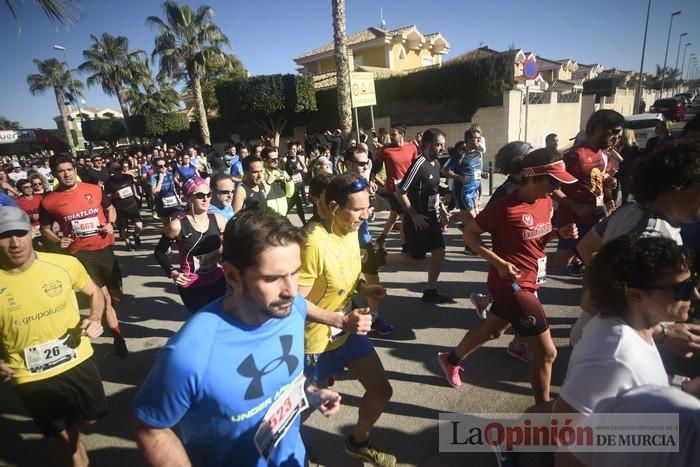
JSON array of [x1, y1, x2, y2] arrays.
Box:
[[350, 72, 377, 108], [523, 60, 539, 80]]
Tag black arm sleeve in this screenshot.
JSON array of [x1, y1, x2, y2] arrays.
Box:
[[154, 234, 175, 276]]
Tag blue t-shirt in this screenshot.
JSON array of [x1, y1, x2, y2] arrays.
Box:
[[208, 202, 234, 221], [445, 150, 483, 199], [358, 220, 372, 247], [150, 172, 177, 197], [177, 164, 197, 182], [133, 295, 308, 467], [230, 156, 244, 178], [0, 192, 18, 207]]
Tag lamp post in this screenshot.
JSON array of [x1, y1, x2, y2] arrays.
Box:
[[634, 0, 652, 114], [679, 43, 691, 93], [685, 53, 696, 83], [53, 44, 84, 151], [673, 33, 688, 95], [660, 10, 682, 95]]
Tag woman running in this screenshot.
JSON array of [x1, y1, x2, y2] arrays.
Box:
[[437, 148, 578, 405], [154, 176, 227, 312], [150, 157, 181, 225]]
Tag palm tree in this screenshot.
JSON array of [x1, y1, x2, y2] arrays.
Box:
[[147, 1, 231, 145], [79, 33, 147, 139], [332, 0, 352, 137], [0, 115, 20, 130], [27, 58, 83, 157], [5, 0, 81, 27], [127, 76, 181, 115]]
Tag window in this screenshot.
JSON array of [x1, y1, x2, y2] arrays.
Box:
[[354, 54, 364, 67], [421, 56, 433, 67], [397, 46, 407, 61]]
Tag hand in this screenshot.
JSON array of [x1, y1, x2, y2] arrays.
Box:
[[341, 308, 372, 335], [411, 213, 429, 231], [266, 173, 277, 185], [0, 360, 14, 383], [496, 261, 521, 281], [99, 223, 114, 235], [559, 223, 579, 240], [158, 173, 164, 180], [681, 377, 700, 397], [664, 323, 700, 358], [59, 236, 74, 249], [361, 284, 386, 302], [573, 203, 595, 218], [171, 270, 192, 287], [369, 181, 378, 193], [80, 318, 104, 338], [306, 385, 342, 417]]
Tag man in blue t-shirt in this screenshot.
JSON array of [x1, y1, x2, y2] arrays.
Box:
[[133, 209, 341, 467], [228, 146, 244, 182]]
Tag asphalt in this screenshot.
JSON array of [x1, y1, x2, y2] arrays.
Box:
[[1, 103, 696, 467]]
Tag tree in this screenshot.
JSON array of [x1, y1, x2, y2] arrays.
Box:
[[127, 112, 189, 138], [332, 0, 352, 137], [27, 58, 83, 157], [200, 53, 247, 116], [82, 118, 127, 146], [125, 59, 181, 115], [147, 1, 231, 145], [216, 74, 317, 146], [79, 33, 147, 140], [0, 116, 20, 129], [4, 0, 81, 28]]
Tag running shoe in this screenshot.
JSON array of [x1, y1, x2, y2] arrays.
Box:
[[469, 292, 490, 320], [371, 317, 394, 336], [124, 239, 134, 251], [113, 335, 129, 359], [421, 289, 456, 304], [133, 234, 142, 248], [376, 233, 387, 250], [344, 437, 396, 467], [568, 260, 585, 277], [506, 340, 532, 365], [437, 352, 463, 387]]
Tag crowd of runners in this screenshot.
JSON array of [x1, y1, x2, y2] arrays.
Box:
[[1, 107, 699, 467]]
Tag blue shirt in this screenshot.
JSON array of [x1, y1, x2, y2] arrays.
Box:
[[0, 192, 17, 207], [208, 202, 234, 221], [150, 172, 177, 197], [358, 220, 372, 247], [230, 156, 243, 178], [133, 295, 307, 467], [445, 150, 483, 198], [177, 164, 197, 182]]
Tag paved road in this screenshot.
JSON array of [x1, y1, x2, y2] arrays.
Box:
[[1, 105, 696, 466]]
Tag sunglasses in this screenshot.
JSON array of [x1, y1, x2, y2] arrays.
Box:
[[635, 278, 696, 302], [350, 177, 369, 193], [267, 158, 279, 163], [32, 182, 44, 187], [192, 191, 212, 200], [157, 165, 166, 169], [351, 160, 370, 167], [216, 189, 234, 195]]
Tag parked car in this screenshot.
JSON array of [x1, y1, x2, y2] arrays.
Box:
[[675, 94, 693, 108], [624, 113, 665, 149], [649, 98, 686, 121]]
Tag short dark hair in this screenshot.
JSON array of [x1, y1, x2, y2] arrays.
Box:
[[49, 154, 74, 173], [210, 172, 232, 189], [590, 235, 694, 318], [545, 133, 558, 143], [222, 208, 305, 272], [261, 146, 279, 160], [390, 124, 406, 135], [243, 155, 263, 172], [324, 173, 367, 209], [343, 146, 367, 162], [464, 128, 480, 140], [631, 140, 700, 203], [422, 128, 444, 145], [15, 178, 30, 189], [585, 109, 625, 136], [309, 173, 333, 197]]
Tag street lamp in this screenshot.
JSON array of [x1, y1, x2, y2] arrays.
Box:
[[634, 0, 652, 114], [679, 43, 691, 92], [660, 10, 682, 94], [684, 52, 696, 86], [673, 32, 688, 94], [53, 44, 84, 150]]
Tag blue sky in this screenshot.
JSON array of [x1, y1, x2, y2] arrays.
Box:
[[1, 0, 698, 129]]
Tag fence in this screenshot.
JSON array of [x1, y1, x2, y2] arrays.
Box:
[[525, 92, 551, 105], [557, 92, 581, 103]]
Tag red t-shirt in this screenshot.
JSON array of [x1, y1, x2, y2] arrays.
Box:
[[475, 190, 553, 290], [377, 143, 418, 192], [557, 144, 605, 225], [39, 182, 114, 253], [15, 195, 43, 227]]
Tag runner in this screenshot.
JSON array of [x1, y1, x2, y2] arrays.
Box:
[[0, 206, 107, 467], [154, 176, 227, 313], [437, 148, 578, 406], [14, 178, 44, 245], [39, 155, 128, 359], [174, 150, 198, 187], [208, 172, 235, 221], [300, 173, 396, 467], [133, 208, 341, 466], [82, 155, 109, 188], [150, 157, 182, 225], [232, 155, 267, 214], [284, 143, 307, 225], [396, 128, 454, 304], [104, 162, 142, 250], [375, 125, 418, 251], [261, 147, 294, 216]]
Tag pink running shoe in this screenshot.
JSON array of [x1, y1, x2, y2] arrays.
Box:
[[437, 352, 463, 388], [470, 292, 491, 320], [506, 340, 533, 365]]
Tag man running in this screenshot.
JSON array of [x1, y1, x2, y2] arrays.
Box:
[[133, 209, 341, 466], [208, 173, 235, 221], [232, 156, 267, 214], [0, 206, 107, 467], [39, 155, 128, 358], [396, 128, 454, 304], [82, 155, 109, 188], [261, 147, 294, 216], [104, 162, 143, 250], [14, 178, 44, 244]]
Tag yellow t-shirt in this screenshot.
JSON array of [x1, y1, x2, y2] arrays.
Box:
[[0, 252, 93, 384], [299, 222, 361, 354]]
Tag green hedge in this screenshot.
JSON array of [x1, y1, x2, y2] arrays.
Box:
[[82, 118, 127, 145], [127, 112, 190, 138]]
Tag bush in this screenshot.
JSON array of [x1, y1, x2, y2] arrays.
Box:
[[127, 112, 190, 138], [82, 118, 127, 146]]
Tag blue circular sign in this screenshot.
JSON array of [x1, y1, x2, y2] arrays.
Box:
[[524, 61, 539, 79]]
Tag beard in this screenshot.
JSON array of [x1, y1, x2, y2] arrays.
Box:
[[240, 281, 294, 320]]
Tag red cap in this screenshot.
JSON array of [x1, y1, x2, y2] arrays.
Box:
[[521, 160, 577, 184]]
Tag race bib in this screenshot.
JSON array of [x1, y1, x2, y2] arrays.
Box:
[[254, 376, 308, 462], [23, 335, 78, 374], [595, 195, 604, 207], [536, 256, 547, 285], [116, 186, 133, 199], [291, 173, 303, 184], [329, 303, 352, 342], [71, 216, 100, 238], [162, 195, 179, 208], [193, 250, 221, 274], [31, 224, 41, 238], [427, 194, 439, 212]]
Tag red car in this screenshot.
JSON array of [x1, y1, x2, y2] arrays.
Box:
[[649, 98, 686, 121]]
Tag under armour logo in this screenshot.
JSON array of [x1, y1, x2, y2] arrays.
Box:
[[237, 335, 298, 400]]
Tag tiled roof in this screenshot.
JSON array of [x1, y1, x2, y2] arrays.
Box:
[[549, 79, 575, 91], [444, 46, 501, 64], [295, 25, 415, 61]]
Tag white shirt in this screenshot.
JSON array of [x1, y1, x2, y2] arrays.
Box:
[[560, 316, 668, 415], [8, 170, 27, 184]]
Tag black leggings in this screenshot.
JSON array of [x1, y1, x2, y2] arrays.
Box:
[[287, 185, 306, 224], [178, 277, 227, 312]]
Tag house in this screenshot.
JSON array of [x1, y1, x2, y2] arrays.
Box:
[[573, 63, 604, 81], [446, 46, 536, 81], [294, 25, 450, 88], [53, 105, 123, 150], [536, 56, 579, 83]]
